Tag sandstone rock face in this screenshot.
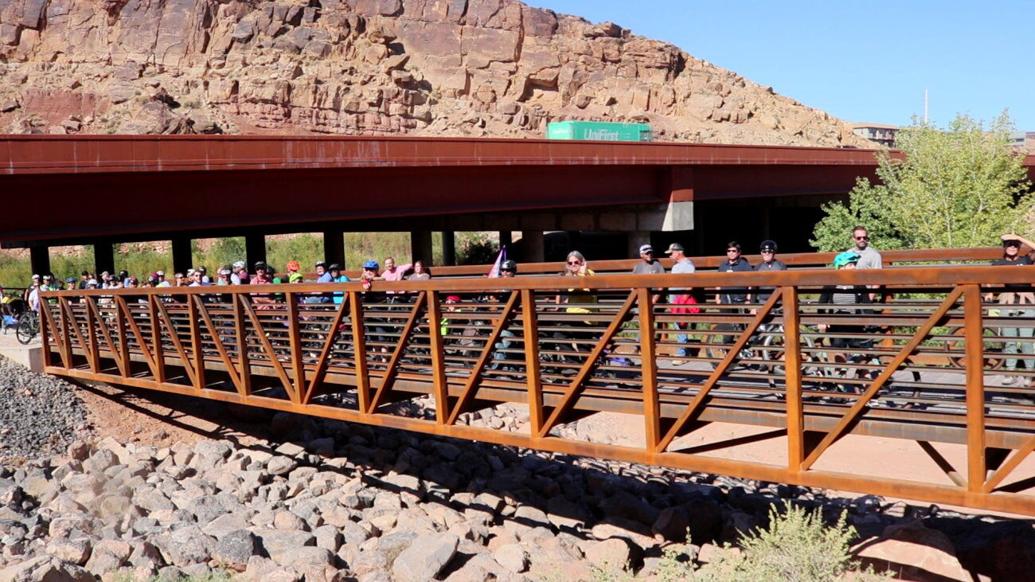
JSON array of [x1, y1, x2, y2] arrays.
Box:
[[0, 0, 869, 145]]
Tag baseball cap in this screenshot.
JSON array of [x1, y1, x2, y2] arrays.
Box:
[[639, 244, 653, 255], [664, 243, 684, 254]]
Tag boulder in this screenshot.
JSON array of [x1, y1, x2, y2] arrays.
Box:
[[391, 533, 459, 582], [212, 529, 260, 571], [854, 521, 970, 582]]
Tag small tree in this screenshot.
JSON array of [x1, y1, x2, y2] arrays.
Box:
[[812, 112, 1034, 251]]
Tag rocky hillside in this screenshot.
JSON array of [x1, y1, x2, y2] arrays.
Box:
[[0, 0, 871, 145]]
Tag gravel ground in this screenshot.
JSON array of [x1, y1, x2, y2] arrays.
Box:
[[0, 356, 89, 463]]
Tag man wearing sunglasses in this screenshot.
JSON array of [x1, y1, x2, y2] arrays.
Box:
[[850, 226, 883, 270], [849, 225, 883, 302]]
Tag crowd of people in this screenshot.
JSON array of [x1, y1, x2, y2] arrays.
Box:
[[7, 225, 1034, 387], [12, 257, 441, 311]]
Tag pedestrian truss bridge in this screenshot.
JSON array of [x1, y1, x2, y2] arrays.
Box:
[[39, 249, 1035, 516]]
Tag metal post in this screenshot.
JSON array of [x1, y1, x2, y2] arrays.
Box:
[[964, 285, 986, 491]]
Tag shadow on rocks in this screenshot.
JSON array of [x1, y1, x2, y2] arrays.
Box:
[[68, 382, 1035, 580]]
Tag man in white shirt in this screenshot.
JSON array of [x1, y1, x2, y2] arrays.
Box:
[[665, 243, 697, 364]]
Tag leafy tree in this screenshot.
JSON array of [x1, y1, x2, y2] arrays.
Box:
[[812, 113, 1034, 252]]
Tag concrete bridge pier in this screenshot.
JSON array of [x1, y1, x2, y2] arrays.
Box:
[[30, 246, 50, 278], [324, 230, 345, 267], [94, 241, 115, 276], [172, 237, 192, 276], [410, 230, 433, 264], [245, 234, 266, 270]]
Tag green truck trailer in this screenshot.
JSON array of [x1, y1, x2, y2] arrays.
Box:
[[545, 121, 652, 142]]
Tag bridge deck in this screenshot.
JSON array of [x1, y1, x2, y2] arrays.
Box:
[[40, 265, 1035, 515]]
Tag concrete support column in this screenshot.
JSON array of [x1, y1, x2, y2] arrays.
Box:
[[30, 246, 50, 277], [499, 230, 513, 250], [441, 231, 456, 266], [520, 231, 545, 263], [410, 230, 433, 263], [245, 234, 267, 269], [323, 230, 345, 267], [627, 231, 652, 259], [172, 237, 193, 276], [94, 241, 115, 276]]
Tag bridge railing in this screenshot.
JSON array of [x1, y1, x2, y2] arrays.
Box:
[[349, 246, 1011, 278], [39, 265, 1035, 515]]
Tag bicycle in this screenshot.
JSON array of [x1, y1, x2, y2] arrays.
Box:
[[16, 310, 39, 345]]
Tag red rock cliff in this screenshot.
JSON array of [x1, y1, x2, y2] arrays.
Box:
[[0, 0, 869, 145]]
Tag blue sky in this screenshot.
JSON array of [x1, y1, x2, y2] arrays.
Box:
[[526, 1, 1035, 130]]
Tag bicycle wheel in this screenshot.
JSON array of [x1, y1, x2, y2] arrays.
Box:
[[16, 313, 37, 345]]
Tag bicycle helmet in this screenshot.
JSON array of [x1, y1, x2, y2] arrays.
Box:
[[501, 259, 517, 273], [760, 240, 777, 253], [328, 263, 341, 271], [833, 251, 861, 269], [254, 261, 268, 271], [363, 260, 379, 270]]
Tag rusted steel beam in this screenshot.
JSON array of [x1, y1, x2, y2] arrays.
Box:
[[521, 289, 545, 437], [304, 297, 351, 405], [638, 289, 661, 452], [446, 292, 519, 425], [783, 287, 805, 471], [0, 135, 888, 175], [39, 263, 1035, 517], [538, 291, 638, 438], [963, 285, 987, 492], [801, 287, 965, 470], [658, 292, 782, 452], [368, 292, 427, 412], [349, 291, 371, 413], [39, 263, 1035, 297]]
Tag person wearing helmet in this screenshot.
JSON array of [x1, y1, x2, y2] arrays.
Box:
[[253, 261, 270, 284], [231, 261, 249, 285], [315, 261, 332, 283], [328, 263, 350, 305], [753, 240, 786, 305]]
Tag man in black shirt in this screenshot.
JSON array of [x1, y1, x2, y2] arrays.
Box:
[[753, 239, 787, 304], [716, 241, 752, 305]]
